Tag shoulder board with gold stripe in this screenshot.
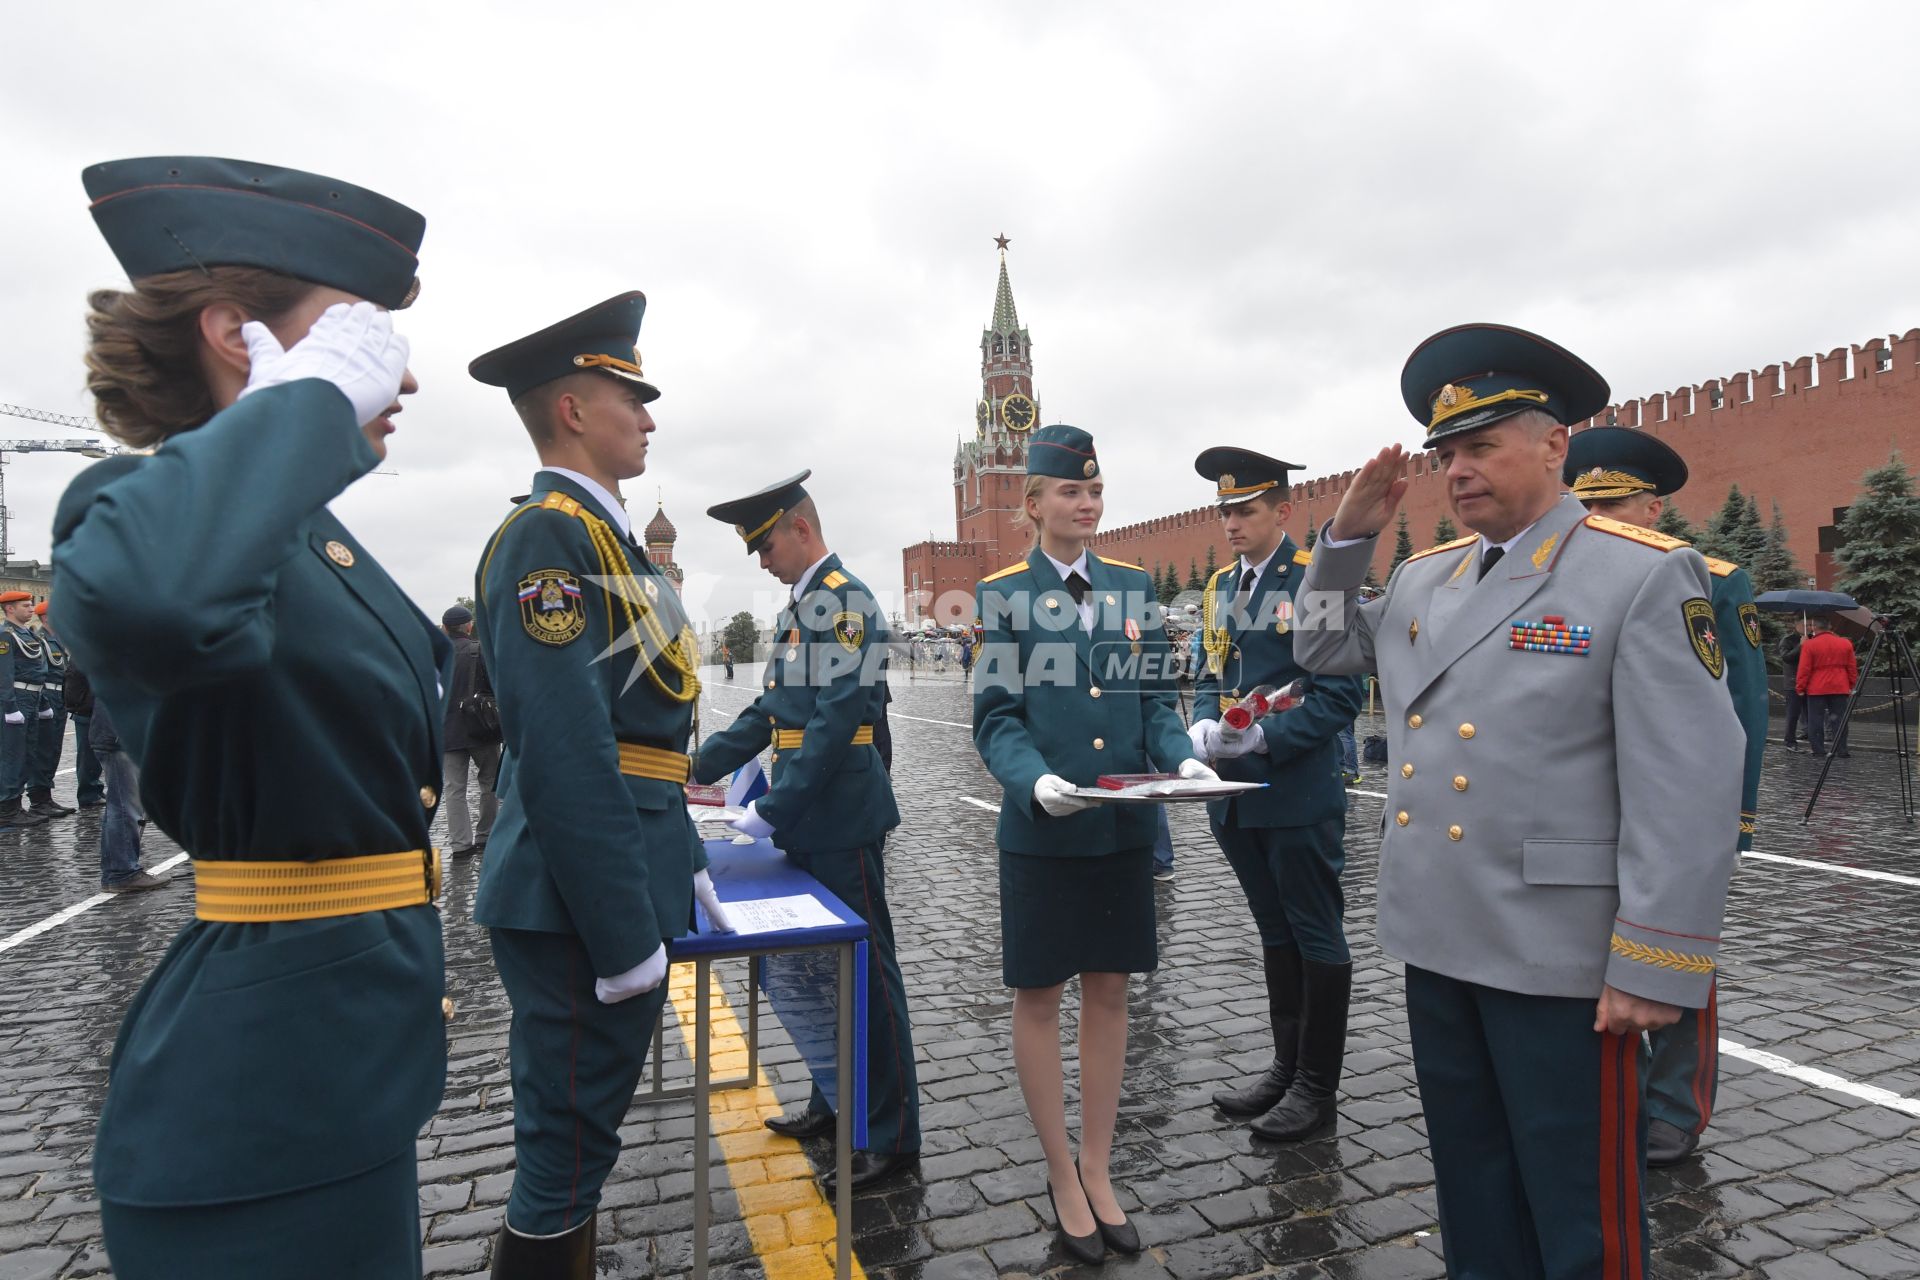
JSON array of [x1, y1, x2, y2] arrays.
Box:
[[1404, 534, 1479, 565], [1096, 555, 1145, 572], [821, 570, 849, 589], [1583, 514, 1685, 552], [1701, 555, 1738, 578], [981, 561, 1029, 584], [540, 492, 584, 517], [1293, 548, 1312, 566]]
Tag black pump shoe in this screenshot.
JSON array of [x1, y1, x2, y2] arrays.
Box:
[[1080, 1166, 1140, 1255], [1047, 1177, 1106, 1266]]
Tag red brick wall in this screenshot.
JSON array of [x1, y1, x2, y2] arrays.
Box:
[[905, 328, 1920, 603]]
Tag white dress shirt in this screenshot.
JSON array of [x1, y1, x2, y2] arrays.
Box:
[[1042, 548, 1095, 633]]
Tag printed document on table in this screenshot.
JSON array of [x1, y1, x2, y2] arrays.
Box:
[[726, 894, 841, 935]]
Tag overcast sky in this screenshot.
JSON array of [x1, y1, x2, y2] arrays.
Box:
[[6, 1, 1917, 627]]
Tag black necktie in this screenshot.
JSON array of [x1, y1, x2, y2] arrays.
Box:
[[1064, 572, 1090, 606], [1479, 546, 1505, 581], [1234, 567, 1257, 615]]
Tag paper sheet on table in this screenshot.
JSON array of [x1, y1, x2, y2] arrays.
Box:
[[725, 894, 842, 935], [1067, 779, 1268, 804]]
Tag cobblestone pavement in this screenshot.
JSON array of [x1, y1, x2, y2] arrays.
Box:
[[2, 670, 1918, 1279]]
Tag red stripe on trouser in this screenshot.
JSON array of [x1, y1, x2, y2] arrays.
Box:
[[1692, 982, 1719, 1134], [1599, 1034, 1621, 1278], [1621, 1035, 1643, 1278], [858, 847, 912, 1154], [566, 944, 583, 1228]]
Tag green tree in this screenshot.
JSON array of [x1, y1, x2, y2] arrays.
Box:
[[712, 610, 760, 664], [1653, 501, 1700, 544], [1433, 516, 1457, 544], [1389, 512, 1414, 573], [1304, 523, 1317, 550], [1836, 451, 1920, 623], [453, 594, 476, 614], [1159, 563, 1180, 604], [1186, 559, 1204, 593], [1203, 544, 1217, 581], [1699, 485, 1764, 568], [1752, 501, 1802, 594]]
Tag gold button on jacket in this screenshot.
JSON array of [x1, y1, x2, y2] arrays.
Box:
[[1448, 825, 1463, 841], [419, 786, 437, 808], [1396, 811, 1410, 826], [1454, 775, 1469, 792], [1092, 737, 1105, 750], [1408, 713, 1423, 729], [1401, 763, 1415, 778], [1458, 723, 1476, 739]]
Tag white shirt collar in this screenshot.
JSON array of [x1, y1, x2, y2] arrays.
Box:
[[544, 467, 630, 539], [1042, 548, 1091, 584], [1238, 542, 1284, 582], [1480, 514, 1547, 563], [792, 552, 835, 602]]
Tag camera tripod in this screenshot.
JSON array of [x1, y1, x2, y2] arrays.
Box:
[[1803, 615, 1920, 823]]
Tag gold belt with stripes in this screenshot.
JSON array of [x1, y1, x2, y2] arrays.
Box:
[[619, 742, 692, 783], [194, 850, 440, 923], [772, 726, 875, 750]]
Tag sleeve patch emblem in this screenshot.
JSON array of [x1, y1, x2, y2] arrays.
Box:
[[832, 611, 865, 653], [519, 569, 587, 646], [1684, 597, 1724, 679], [1739, 601, 1762, 648]]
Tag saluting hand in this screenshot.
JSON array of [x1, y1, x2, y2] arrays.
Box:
[[239, 301, 411, 428], [1328, 444, 1412, 542], [1593, 984, 1682, 1036]]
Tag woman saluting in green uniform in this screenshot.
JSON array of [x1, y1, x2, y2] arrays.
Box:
[[50, 157, 448, 1279], [972, 426, 1216, 1266]]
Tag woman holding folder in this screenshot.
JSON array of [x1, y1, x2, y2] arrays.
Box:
[[972, 425, 1215, 1265]]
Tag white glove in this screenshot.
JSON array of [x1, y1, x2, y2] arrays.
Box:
[[36, 709, 54, 720], [728, 801, 775, 840], [693, 869, 734, 933], [1177, 758, 1221, 782], [1214, 723, 1264, 760], [1187, 720, 1220, 763], [239, 301, 410, 427], [3, 712, 23, 725], [1033, 773, 1095, 817], [595, 943, 669, 1004]]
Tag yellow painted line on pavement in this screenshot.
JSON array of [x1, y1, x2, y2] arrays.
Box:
[[665, 961, 866, 1280]]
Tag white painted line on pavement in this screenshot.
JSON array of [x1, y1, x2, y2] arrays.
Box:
[[1347, 788, 1389, 800], [0, 852, 191, 956], [957, 796, 998, 812], [1740, 849, 1920, 889], [1720, 1037, 1920, 1117], [891, 712, 970, 730]]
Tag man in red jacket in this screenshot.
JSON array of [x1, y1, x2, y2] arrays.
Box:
[[1796, 616, 1859, 758]]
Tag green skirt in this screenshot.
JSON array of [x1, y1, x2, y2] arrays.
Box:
[[101, 1150, 421, 1280], [1000, 845, 1156, 988]]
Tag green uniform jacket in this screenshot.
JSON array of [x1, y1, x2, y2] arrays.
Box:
[[50, 379, 450, 1206], [1707, 559, 1768, 851], [1192, 537, 1365, 829], [973, 550, 1195, 855], [693, 554, 899, 854], [473, 471, 704, 976], [39, 628, 67, 712]]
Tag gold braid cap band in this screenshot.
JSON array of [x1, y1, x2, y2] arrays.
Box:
[[1429, 385, 1550, 428], [1569, 468, 1659, 500]]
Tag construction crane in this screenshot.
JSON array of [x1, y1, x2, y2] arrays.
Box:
[[0, 437, 117, 560]]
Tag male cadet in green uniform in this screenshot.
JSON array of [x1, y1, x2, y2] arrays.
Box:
[[1186, 448, 1365, 1140], [692, 473, 921, 1192], [1565, 426, 1767, 1168], [1295, 324, 1743, 1279], [27, 601, 77, 817], [470, 293, 726, 1278], [0, 592, 50, 831]]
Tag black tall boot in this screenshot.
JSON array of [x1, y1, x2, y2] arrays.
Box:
[[490, 1212, 595, 1280], [1250, 959, 1350, 1141], [1213, 944, 1304, 1116]]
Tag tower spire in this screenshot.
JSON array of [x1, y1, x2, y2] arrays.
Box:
[[991, 234, 1019, 335]]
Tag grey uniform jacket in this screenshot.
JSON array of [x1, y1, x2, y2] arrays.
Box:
[[1294, 494, 1742, 1008]]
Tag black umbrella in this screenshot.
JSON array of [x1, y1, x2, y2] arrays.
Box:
[[1752, 589, 1859, 614]]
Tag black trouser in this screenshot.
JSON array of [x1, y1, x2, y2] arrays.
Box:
[[1782, 686, 1805, 744], [1807, 693, 1850, 755]]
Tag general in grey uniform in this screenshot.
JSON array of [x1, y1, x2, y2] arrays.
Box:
[[1295, 323, 1743, 1280]]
